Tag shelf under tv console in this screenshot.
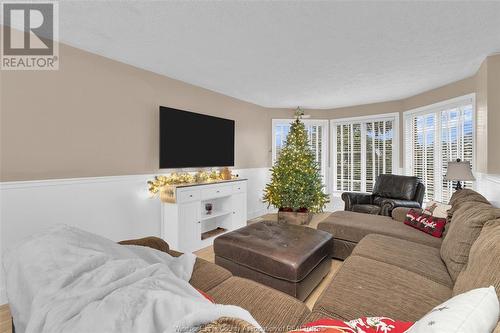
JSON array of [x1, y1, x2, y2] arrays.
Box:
[[160, 179, 247, 253]]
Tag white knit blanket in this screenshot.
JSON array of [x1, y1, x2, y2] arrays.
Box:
[[3, 225, 261, 333]]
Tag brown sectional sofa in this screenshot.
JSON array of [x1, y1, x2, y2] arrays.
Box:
[[317, 210, 442, 260], [120, 238, 312, 331], [121, 189, 500, 332]]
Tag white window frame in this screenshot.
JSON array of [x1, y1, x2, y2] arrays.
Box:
[[403, 93, 476, 202], [330, 112, 400, 194], [271, 119, 330, 191]]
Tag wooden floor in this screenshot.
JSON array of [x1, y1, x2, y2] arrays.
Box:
[[0, 212, 339, 332], [0, 304, 11, 333]]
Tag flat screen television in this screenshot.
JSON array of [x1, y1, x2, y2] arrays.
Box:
[[159, 106, 235, 168]]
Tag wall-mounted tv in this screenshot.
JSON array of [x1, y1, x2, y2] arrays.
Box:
[[159, 106, 235, 168]]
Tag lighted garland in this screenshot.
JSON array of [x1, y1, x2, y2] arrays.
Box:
[[148, 170, 235, 196]]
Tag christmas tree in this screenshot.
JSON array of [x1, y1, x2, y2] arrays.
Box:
[[264, 108, 329, 213]]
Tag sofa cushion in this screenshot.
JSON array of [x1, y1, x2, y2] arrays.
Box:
[[301, 310, 335, 324], [208, 276, 310, 333], [447, 189, 490, 220], [352, 234, 453, 287], [189, 257, 232, 292], [372, 174, 419, 200], [453, 219, 500, 298], [313, 256, 452, 322], [318, 211, 442, 249], [440, 201, 500, 282]]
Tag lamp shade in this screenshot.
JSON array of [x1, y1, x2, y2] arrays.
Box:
[[444, 160, 475, 181]]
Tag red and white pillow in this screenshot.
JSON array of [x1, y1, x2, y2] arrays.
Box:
[[404, 201, 451, 238], [289, 317, 414, 333], [404, 209, 447, 237]]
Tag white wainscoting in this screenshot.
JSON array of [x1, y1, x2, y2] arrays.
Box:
[[0, 167, 273, 304], [475, 173, 500, 207]]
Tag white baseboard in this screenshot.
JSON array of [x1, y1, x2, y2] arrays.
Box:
[[475, 173, 500, 207], [248, 207, 275, 220]]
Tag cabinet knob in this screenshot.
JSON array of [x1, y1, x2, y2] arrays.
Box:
[[189, 195, 193, 197], [216, 190, 220, 193]]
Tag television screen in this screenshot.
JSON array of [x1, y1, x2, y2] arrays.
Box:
[[159, 107, 235, 168]]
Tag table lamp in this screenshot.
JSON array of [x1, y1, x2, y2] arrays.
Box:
[[444, 159, 475, 191]]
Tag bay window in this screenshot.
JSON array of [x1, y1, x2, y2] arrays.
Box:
[[404, 94, 475, 203]]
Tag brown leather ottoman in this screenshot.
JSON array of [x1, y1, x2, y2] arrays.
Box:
[[213, 221, 333, 301]]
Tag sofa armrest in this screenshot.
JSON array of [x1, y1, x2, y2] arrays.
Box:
[[391, 207, 423, 222], [118, 236, 170, 253], [380, 199, 421, 216], [341, 192, 372, 211]]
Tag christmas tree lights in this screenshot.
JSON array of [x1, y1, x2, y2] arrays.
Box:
[[263, 109, 329, 213]]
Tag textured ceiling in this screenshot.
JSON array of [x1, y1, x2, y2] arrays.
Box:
[[58, 1, 500, 109]]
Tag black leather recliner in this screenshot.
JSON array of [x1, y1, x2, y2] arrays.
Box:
[[341, 174, 425, 216]]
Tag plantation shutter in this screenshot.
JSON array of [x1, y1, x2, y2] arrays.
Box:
[[333, 117, 396, 192], [365, 120, 394, 192], [335, 123, 362, 191], [405, 96, 474, 203]]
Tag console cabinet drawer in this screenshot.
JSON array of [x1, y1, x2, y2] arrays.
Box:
[[201, 185, 232, 200], [177, 189, 200, 203], [232, 182, 246, 194]]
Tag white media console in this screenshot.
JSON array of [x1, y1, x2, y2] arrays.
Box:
[[160, 179, 248, 253]]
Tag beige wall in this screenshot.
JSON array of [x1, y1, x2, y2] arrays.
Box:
[[402, 77, 475, 111], [0, 42, 273, 181], [476, 59, 489, 173], [1, 36, 499, 181], [486, 55, 500, 174]]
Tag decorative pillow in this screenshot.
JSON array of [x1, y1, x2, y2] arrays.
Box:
[[404, 209, 447, 238], [408, 286, 499, 333], [289, 317, 414, 333], [423, 201, 451, 219]]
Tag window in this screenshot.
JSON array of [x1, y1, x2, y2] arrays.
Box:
[[272, 119, 329, 188], [331, 114, 399, 193], [404, 94, 475, 203]]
